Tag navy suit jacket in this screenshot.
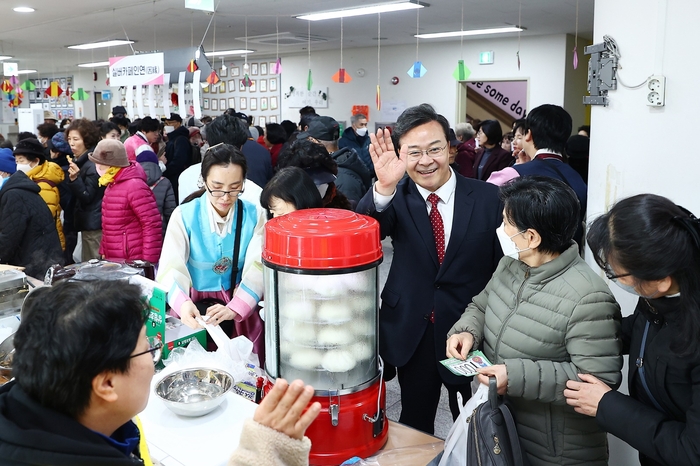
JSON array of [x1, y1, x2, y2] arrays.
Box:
[[357, 173, 503, 384]]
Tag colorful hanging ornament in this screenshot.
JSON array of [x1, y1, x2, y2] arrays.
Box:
[[272, 17, 282, 75], [1, 80, 12, 94], [187, 60, 199, 73], [332, 68, 351, 84], [376, 85, 381, 111], [242, 74, 252, 88], [407, 61, 427, 78], [306, 69, 313, 91], [206, 70, 220, 85], [45, 81, 63, 98], [20, 79, 35, 91], [10, 95, 21, 107], [272, 57, 282, 75], [572, 0, 579, 69], [71, 88, 89, 101], [8, 76, 19, 86], [452, 60, 471, 81]]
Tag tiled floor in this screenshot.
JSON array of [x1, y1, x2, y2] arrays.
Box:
[[378, 239, 455, 440]]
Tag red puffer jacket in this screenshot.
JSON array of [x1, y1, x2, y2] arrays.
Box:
[[99, 162, 163, 263]]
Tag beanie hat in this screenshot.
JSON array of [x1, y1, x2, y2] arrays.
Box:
[[136, 150, 159, 165], [89, 139, 129, 167], [48, 132, 73, 155], [0, 148, 16, 174], [14, 138, 45, 159]]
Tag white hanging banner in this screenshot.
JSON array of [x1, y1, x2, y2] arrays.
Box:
[[109, 53, 164, 87], [177, 71, 186, 117], [135, 85, 146, 118], [163, 73, 171, 119], [192, 69, 202, 119], [125, 86, 135, 121], [148, 85, 156, 118]]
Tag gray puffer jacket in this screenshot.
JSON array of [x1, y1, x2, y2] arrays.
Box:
[[139, 161, 176, 238], [448, 243, 623, 466]]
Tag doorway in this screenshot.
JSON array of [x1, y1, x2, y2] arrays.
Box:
[[456, 79, 528, 134]]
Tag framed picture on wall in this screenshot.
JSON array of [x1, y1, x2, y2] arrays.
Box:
[[239, 80, 246, 92], [211, 84, 217, 94], [269, 62, 277, 73], [228, 79, 235, 93], [203, 99, 210, 110], [259, 79, 267, 92], [41, 78, 49, 88], [228, 97, 235, 108], [239, 97, 247, 110], [270, 96, 278, 110], [219, 81, 226, 93], [212, 99, 218, 111], [251, 63, 258, 75], [269, 115, 278, 123], [249, 80, 256, 92], [232, 66, 240, 77], [260, 62, 267, 75], [259, 116, 266, 126], [269, 78, 277, 92], [220, 98, 226, 110], [260, 97, 268, 111], [220, 66, 228, 78], [203, 85, 210, 93], [250, 97, 257, 111]]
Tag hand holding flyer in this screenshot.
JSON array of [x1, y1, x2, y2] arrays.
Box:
[[440, 350, 493, 377]]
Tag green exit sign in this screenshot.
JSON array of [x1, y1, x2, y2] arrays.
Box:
[[185, 0, 214, 12], [479, 51, 494, 65]]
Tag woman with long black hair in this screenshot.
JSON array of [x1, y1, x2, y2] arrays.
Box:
[[564, 194, 700, 466]]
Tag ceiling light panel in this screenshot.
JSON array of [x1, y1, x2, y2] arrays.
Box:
[[67, 40, 134, 50], [297, 1, 424, 21], [415, 27, 523, 39]]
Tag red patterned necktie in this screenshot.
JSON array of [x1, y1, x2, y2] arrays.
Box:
[[428, 193, 445, 264]]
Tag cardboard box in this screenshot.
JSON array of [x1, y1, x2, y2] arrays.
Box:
[[128, 274, 167, 348], [163, 316, 206, 358]]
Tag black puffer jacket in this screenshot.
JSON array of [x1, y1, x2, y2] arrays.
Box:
[[0, 172, 63, 278], [139, 160, 177, 237], [0, 382, 146, 465], [331, 147, 373, 204], [164, 126, 192, 200], [67, 150, 104, 231]]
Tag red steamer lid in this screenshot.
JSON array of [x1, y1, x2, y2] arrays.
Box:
[[263, 208, 382, 270]]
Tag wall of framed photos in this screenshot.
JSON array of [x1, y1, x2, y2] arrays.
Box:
[[27, 76, 75, 119], [202, 59, 281, 126]]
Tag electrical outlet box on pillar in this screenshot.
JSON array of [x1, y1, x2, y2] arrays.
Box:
[[647, 75, 666, 107]]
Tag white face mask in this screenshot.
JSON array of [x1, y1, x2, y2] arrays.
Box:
[[355, 127, 368, 137], [16, 163, 31, 173], [496, 223, 530, 260], [611, 279, 660, 299]]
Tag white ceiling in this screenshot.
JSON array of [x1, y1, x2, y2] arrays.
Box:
[[0, 0, 594, 74]]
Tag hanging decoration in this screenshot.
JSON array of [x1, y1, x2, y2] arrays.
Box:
[[573, 0, 579, 69], [306, 22, 313, 89], [187, 59, 199, 72], [517, 1, 522, 70], [8, 76, 19, 87], [45, 81, 63, 98], [8, 94, 21, 108], [20, 79, 35, 91], [376, 13, 381, 111], [453, 60, 471, 81], [206, 18, 220, 85], [332, 17, 351, 83], [242, 17, 252, 87], [1, 80, 12, 94], [207, 71, 220, 85], [220, 57, 227, 73], [272, 17, 282, 75], [408, 7, 426, 77], [71, 88, 89, 101]]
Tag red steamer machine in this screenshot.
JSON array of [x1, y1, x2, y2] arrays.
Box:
[[262, 208, 389, 465]]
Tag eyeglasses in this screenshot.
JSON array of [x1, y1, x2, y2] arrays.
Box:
[[407, 144, 447, 161], [206, 183, 244, 198], [603, 262, 632, 281], [130, 336, 163, 365]]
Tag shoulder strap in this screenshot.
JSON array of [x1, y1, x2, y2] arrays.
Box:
[[231, 199, 244, 291], [637, 320, 667, 414], [150, 177, 164, 191], [34, 178, 57, 188], [499, 404, 527, 466]]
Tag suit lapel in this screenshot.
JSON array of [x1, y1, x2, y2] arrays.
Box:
[[406, 181, 440, 269], [437, 178, 474, 279]]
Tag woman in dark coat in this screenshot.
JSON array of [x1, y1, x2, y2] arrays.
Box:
[[472, 119, 513, 181], [564, 194, 700, 466]]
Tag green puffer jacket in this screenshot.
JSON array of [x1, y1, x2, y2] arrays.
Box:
[[448, 243, 623, 466]]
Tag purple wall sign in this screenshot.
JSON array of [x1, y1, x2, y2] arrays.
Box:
[[466, 81, 528, 119]]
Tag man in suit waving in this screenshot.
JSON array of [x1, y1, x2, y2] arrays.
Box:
[[357, 104, 502, 434]]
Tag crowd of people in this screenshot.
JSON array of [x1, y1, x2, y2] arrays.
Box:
[[0, 102, 698, 466]]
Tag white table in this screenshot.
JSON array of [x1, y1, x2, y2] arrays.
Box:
[[139, 377, 257, 466]]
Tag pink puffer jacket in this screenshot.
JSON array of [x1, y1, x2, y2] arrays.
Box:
[[100, 162, 163, 263]]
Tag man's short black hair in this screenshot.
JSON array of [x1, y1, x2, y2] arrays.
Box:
[[392, 104, 450, 151], [206, 114, 249, 149], [139, 116, 160, 133], [299, 106, 316, 116], [265, 123, 288, 145], [499, 175, 580, 254], [526, 104, 572, 155], [13, 280, 148, 419]]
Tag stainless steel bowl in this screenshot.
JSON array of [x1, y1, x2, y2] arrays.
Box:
[[155, 368, 234, 417], [0, 333, 14, 385]]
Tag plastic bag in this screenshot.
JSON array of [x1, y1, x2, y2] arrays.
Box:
[[340, 442, 444, 466], [434, 383, 489, 466]]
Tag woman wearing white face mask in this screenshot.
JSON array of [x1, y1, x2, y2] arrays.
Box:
[[564, 194, 700, 466], [446, 176, 623, 466]]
